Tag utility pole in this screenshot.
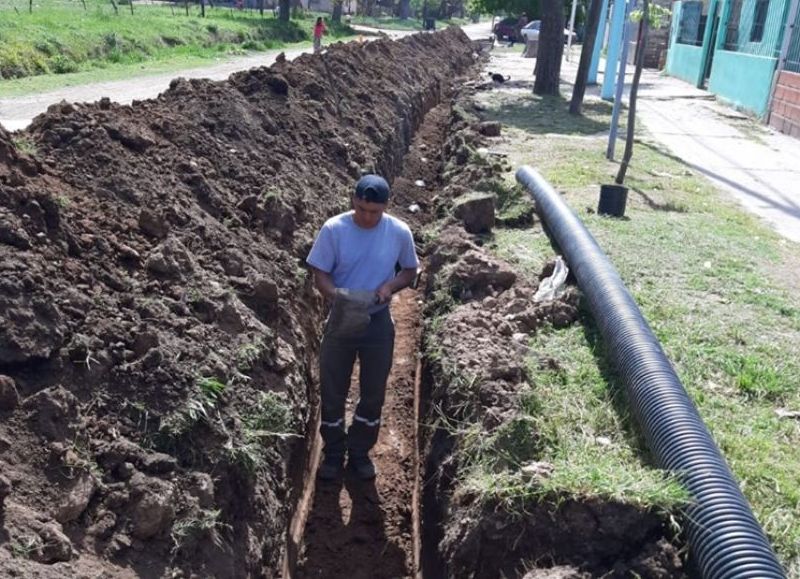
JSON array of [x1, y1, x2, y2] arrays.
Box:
[[566, 0, 578, 61], [607, 0, 635, 159]]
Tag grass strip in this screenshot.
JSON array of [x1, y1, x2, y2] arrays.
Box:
[[0, 1, 354, 92], [479, 89, 800, 573]]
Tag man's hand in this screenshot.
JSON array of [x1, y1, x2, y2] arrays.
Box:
[[376, 268, 417, 304], [376, 283, 393, 304]]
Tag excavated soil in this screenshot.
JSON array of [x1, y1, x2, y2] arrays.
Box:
[[0, 30, 476, 578]]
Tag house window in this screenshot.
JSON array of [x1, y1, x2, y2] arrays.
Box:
[[724, 0, 744, 49], [677, 0, 707, 45], [750, 0, 769, 42]]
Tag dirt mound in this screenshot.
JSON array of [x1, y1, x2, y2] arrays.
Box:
[[0, 30, 475, 577]]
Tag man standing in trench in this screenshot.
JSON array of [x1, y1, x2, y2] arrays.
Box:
[[306, 175, 419, 481]]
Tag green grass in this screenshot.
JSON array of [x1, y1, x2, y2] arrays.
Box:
[[348, 14, 471, 30], [483, 93, 800, 568], [0, 1, 355, 93]]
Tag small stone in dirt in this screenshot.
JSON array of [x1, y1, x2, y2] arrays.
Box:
[[88, 510, 117, 539], [453, 193, 496, 234], [23, 386, 79, 441], [0, 474, 11, 510], [33, 523, 73, 564], [138, 209, 169, 239], [187, 472, 215, 509], [56, 472, 97, 523], [414, 179, 425, 187], [140, 452, 177, 475], [408, 204, 421, 213], [478, 121, 501, 137], [0, 222, 32, 249], [0, 375, 20, 410], [130, 473, 175, 539]]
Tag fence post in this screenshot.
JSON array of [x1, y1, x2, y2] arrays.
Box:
[[767, 0, 800, 123]]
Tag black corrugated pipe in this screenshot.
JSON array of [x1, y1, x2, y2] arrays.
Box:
[[515, 166, 785, 578]]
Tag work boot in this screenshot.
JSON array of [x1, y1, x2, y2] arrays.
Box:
[[317, 454, 344, 481], [347, 455, 376, 480]]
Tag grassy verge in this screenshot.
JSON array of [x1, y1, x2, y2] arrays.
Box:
[[348, 14, 471, 30], [477, 89, 800, 572], [0, 0, 354, 92]]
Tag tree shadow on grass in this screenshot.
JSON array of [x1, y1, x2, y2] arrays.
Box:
[[485, 93, 612, 137]]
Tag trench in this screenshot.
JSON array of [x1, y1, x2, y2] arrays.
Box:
[[282, 100, 453, 579]]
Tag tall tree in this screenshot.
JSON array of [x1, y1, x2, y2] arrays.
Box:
[[615, 0, 649, 184], [533, 0, 565, 95], [569, 0, 602, 114], [279, 0, 290, 20], [332, 0, 343, 22], [399, 0, 411, 19]]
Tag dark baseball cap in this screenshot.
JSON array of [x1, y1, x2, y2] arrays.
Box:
[[354, 175, 390, 204]]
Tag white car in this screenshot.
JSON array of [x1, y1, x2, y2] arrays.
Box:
[[520, 20, 577, 44]]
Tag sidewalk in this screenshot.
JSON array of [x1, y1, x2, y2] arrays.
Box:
[[560, 55, 800, 244]]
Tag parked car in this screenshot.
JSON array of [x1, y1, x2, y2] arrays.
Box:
[[520, 20, 578, 44], [493, 16, 519, 40]]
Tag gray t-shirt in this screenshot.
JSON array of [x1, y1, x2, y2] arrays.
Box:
[[306, 211, 419, 311]]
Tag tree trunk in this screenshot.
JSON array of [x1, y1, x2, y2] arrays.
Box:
[[333, 0, 343, 22], [615, 0, 649, 184], [184, 0, 189, 16], [279, 0, 290, 20], [259, 0, 264, 16], [533, 0, 565, 95], [200, 0, 205, 17], [399, 0, 410, 19], [569, 0, 603, 114]]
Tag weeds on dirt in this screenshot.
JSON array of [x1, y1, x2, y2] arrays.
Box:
[[224, 391, 298, 474], [161, 376, 227, 436], [11, 135, 37, 155], [483, 89, 800, 566], [9, 535, 39, 559], [171, 508, 230, 552]]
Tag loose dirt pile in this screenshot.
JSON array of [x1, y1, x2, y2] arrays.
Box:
[[0, 30, 475, 578], [418, 89, 687, 578]]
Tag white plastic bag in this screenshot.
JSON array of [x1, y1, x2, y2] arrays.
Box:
[[534, 256, 569, 302]]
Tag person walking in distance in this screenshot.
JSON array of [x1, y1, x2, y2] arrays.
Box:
[[509, 11, 528, 47], [306, 175, 419, 481], [313, 16, 327, 53]]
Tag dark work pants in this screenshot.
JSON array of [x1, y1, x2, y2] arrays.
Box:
[[319, 307, 395, 461]]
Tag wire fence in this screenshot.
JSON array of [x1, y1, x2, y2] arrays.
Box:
[[0, 0, 280, 16], [721, 0, 783, 56]]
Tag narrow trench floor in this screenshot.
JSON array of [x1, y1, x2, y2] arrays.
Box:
[[295, 292, 421, 579], [294, 101, 451, 579]]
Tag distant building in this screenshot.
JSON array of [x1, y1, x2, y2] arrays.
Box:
[[665, 0, 800, 136]]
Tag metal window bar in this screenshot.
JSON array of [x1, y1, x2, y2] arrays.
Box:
[[722, 0, 784, 55], [750, 0, 769, 40], [785, 0, 800, 71], [677, 0, 707, 45]]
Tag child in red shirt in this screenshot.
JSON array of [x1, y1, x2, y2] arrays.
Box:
[[313, 17, 327, 53]]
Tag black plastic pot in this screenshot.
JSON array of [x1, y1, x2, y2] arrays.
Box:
[[598, 183, 628, 217]]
